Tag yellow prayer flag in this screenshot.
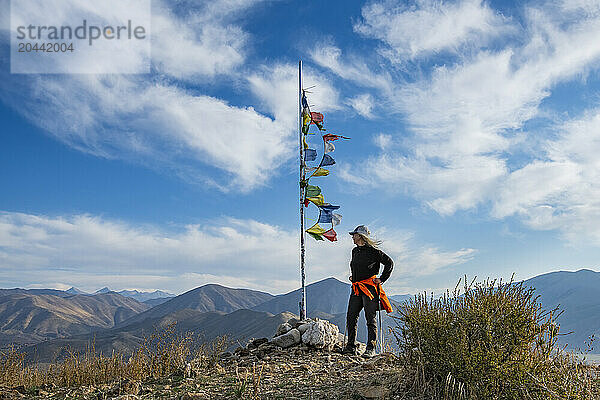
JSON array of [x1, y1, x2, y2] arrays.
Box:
[[302, 112, 311, 127], [306, 223, 327, 235], [306, 194, 325, 206], [312, 168, 329, 177]]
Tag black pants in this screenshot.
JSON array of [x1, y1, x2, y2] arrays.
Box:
[[346, 291, 379, 350]]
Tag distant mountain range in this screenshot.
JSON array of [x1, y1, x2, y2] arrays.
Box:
[[63, 286, 176, 302], [523, 269, 600, 353], [0, 292, 150, 348], [252, 277, 351, 315], [3, 269, 599, 364], [114, 284, 274, 329]]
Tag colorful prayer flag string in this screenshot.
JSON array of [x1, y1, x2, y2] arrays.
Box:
[[300, 90, 350, 241]]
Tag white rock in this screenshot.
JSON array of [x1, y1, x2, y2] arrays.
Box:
[[301, 319, 340, 349], [272, 328, 301, 348], [275, 322, 292, 337], [297, 323, 311, 334]]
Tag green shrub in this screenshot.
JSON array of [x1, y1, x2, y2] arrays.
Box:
[[392, 276, 599, 399]]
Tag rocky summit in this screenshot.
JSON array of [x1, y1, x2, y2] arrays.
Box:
[[0, 317, 403, 399]]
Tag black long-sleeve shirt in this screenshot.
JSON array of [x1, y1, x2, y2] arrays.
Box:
[[350, 245, 393, 283]]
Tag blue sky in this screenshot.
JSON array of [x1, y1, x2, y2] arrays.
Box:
[[2, 0, 600, 296]]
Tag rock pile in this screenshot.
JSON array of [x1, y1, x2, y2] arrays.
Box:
[[271, 317, 342, 350], [219, 317, 366, 367]]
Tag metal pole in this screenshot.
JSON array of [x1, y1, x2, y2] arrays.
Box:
[[298, 60, 307, 320]]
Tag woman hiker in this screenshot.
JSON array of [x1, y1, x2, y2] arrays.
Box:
[[342, 225, 394, 358]]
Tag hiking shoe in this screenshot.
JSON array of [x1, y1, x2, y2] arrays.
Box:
[[362, 347, 376, 358], [341, 346, 358, 356]]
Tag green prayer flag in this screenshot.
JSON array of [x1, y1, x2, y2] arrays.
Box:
[[306, 185, 321, 197], [308, 232, 324, 241]]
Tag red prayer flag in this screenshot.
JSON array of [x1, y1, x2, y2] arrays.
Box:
[[310, 112, 324, 124], [323, 228, 337, 242], [323, 134, 350, 142]]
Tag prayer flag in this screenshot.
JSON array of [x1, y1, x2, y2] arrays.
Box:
[[310, 112, 324, 124], [306, 194, 325, 206], [321, 154, 335, 166], [306, 185, 321, 197], [306, 223, 327, 235], [302, 94, 309, 109], [312, 167, 329, 177], [319, 204, 340, 211], [332, 213, 342, 226], [323, 134, 350, 142], [324, 141, 335, 153], [322, 228, 337, 242], [308, 232, 324, 241], [305, 149, 317, 161], [303, 112, 311, 127], [318, 209, 333, 224]]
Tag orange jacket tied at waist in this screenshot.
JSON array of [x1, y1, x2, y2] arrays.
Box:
[[351, 276, 393, 313]]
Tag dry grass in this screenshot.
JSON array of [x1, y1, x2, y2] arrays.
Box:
[[0, 322, 228, 393], [233, 362, 264, 399]]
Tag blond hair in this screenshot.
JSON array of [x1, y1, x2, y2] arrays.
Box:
[[357, 233, 382, 249]]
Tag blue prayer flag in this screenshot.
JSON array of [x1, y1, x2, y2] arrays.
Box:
[[321, 154, 335, 166], [319, 204, 340, 211], [318, 209, 333, 224], [305, 149, 317, 161]]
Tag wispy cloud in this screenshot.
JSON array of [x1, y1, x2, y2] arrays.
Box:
[[492, 109, 600, 245], [311, 45, 394, 94], [355, 0, 511, 62], [0, 211, 476, 295], [247, 63, 341, 129], [346, 94, 375, 119], [0, 0, 320, 192], [337, 2, 600, 244]]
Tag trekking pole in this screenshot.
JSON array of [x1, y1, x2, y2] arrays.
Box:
[[376, 283, 381, 353], [343, 286, 348, 350], [378, 300, 383, 352]]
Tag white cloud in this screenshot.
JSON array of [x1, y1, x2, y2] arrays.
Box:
[[3, 0, 260, 77], [0, 74, 293, 192], [355, 0, 511, 61], [151, 0, 266, 79], [346, 94, 375, 118], [374, 228, 476, 279], [0, 211, 476, 295], [0, 0, 300, 192], [373, 133, 392, 150], [491, 110, 600, 245], [560, 0, 600, 15], [340, 3, 600, 224], [311, 45, 394, 94], [247, 63, 341, 130]]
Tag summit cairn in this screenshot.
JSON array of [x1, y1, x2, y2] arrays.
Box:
[[270, 318, 341, 350], [223, 316, 366, 366], [275, 317, 342, 350], [299, 319, 339, 350]]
